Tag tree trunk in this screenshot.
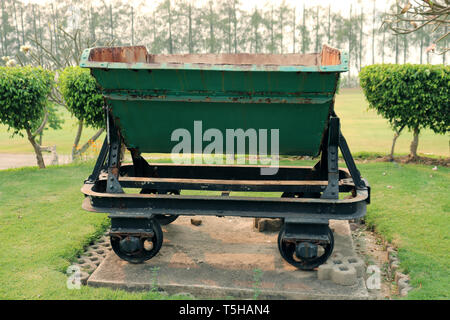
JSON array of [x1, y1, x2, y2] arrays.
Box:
[[409, 128, 419, 159], [443, 26, 447, 64], [12, 0, 21, 50], [20, 5, 24, 45], [419, 35, 423, 64], [327, 5, 331, 45], [72, 120, 83, 160], [359, 8, 363, 71], [168, 1, 173, 54], [348, 5, 352, 80], [73, 128, 105, 156], [314, 6, 319, 53], [292, 8, 295, 53], [109, 4, 113, 42], [131, 6, 134, 46], [26, 128, 45, 169], [188, 4, 193, 53], [372, 0, 375, 65], [389, 125, 404, 160]]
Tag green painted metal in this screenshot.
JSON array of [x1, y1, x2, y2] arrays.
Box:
[[81, 48, 348, 156]]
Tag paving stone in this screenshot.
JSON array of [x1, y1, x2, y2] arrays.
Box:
[[344, 256, 365, 277], [88, 217, 370, 299], [79, 263, 95, 273], [331, 264, 358, 286], [80, 271, 90, 285], [190, 218, 202, 226], [255, 218, 283, 232], [394, 271, 408, 283], [390, 261, 400, 272], [331, 252, 344, 260], [398, 277, 410, 291], [317, 263, 334, 281], [400, 286, 413, 297]]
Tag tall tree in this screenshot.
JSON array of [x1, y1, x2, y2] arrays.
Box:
[[313, 5, 321, 52], [299, 4, 311, 54], [358, 6, 364, 71], [276, 1, 290, 54], [292, 6, 296, 53], [371, 0, 376, 64]]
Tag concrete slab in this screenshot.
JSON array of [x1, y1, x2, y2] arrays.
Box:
[[88, 217, 369, 299]]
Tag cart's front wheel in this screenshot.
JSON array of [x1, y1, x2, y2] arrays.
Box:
[[110, 219, 163, 264], [140, 189, 180, 225], [277, 225, 334, 270]]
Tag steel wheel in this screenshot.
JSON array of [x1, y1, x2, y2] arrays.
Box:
[[277, 224, 334, 270], [140, 189, 180, 225], [110, 219, 163, 264]]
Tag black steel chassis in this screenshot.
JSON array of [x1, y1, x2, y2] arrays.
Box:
[[81, 111, 370, 269]]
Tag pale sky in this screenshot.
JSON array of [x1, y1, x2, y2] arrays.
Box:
[[25, 0, 390, 16], [20, 0, 442, 65]]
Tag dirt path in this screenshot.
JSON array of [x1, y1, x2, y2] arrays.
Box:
[[0, 153, 72, 170]]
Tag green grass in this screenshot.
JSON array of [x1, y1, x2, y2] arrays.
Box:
[[335, 88, 448, 157], [0, 107, 104, 155], [360, 161, 450, 299], [0, 88, 448, 157], [0, 162, 189, 300], [0, 160, 448, 299]]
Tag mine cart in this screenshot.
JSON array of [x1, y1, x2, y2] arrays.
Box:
[[80, 45, 370, 270]]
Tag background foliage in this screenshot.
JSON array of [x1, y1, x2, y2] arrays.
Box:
[[359, 64, 449, 135], [58, 66, 104, 129], [0, 66, 54, 135], [0, 0, 446, 88]]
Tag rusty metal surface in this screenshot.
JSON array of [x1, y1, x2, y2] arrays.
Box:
[[149, 52, 320, 66], [87, 45, 340, 67], [81, 45, 347, 155], [321, 45, 341, 66], [88, 46, 148, 63]]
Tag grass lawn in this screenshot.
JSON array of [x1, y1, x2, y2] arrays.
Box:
[[0, 162, 189, 300], [335, 88, 449, 157], [0, 107, 104, 155], [0, 160, 448, 299], [0, 88, 448, 157]]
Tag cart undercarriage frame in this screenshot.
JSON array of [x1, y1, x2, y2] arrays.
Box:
[[82, 109, 370, 270]]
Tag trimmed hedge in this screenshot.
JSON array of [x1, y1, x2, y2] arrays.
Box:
[[58, 66, 104, 129], [359, 64, 449, 135], [0, 66, 54, 135]]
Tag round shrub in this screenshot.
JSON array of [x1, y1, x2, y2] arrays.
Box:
[[359, 64, 449, 135], [0, 66, 54, 135], [58, 66, 104, 128]]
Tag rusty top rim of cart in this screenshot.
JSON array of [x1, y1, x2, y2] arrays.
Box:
[[80, 44, 348, 73]]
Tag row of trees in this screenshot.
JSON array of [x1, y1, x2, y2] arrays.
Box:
[[0, 0, 446, 86], [0, 0, 447, 167]]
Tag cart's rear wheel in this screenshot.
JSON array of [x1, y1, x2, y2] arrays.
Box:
[[140, 189, 180, 225], [110, 219, 163, 264], [277, 225, 334, 270], [279, 192, 332, 270]]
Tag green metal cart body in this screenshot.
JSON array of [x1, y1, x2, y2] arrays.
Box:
[[80, 45, 369, 270]]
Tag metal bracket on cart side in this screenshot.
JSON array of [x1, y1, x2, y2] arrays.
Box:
[[321, 116, 340, 199], [283, 222, 330, 242], [106, 111, 124, 194], [129, 148, 154, 178], [339, 133, 366, 190], [110, 216, 156, 235], [86, 136, 108, 184]]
